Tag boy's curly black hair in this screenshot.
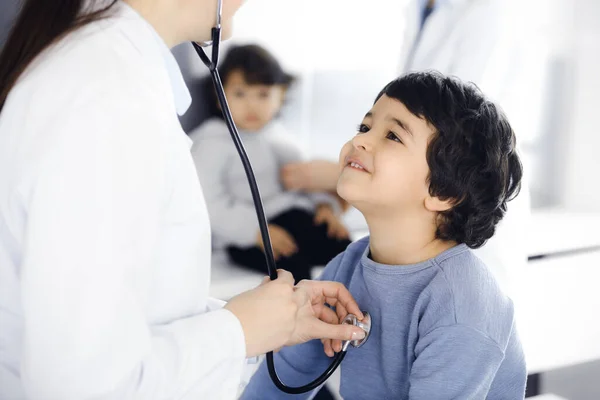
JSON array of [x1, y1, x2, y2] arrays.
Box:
[[376, 72, 523, 249]]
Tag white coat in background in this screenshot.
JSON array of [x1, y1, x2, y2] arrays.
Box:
[[0, 4, 247, 399], [399, 0, 531, 295], [401, 0, 504, 84]]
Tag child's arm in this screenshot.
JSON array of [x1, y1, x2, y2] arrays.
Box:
[[239, 254, 345, 399], [267, 127, 343, 213], [408, 324, 525, 399], [191, 133, 260, 248]]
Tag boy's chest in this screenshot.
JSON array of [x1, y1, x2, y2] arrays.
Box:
[[337, 274, 426, 399], [338, 308, 418, 399]]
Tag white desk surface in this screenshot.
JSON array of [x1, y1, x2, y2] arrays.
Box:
[[515, 249, 600, 374], [527, 208, 600, 256]]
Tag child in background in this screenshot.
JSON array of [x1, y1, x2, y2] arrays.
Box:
[[190, 44, 350, 283], [240, 71, 527, 399]]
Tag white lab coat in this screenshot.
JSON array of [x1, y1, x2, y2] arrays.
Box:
[[400, 0, 531, 294], [0, 4, 247, 399], [400, 0, 501, 85]]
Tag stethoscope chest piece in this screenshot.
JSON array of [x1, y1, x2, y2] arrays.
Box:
[[342, 311, 371, 351]]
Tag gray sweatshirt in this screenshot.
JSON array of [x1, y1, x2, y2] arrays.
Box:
[[241, 238, 527, 399], [189, 118, 338, 250]]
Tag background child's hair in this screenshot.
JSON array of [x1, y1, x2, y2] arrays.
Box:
[[203, 44, 295, 118], [376, 71, 523, 248]]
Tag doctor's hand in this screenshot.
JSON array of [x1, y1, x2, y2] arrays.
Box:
[[224, 270, 365, 358], [287, 279, 365, 347]]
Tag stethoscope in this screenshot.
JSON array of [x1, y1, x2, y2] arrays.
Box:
[[191, 0, 372, 394]]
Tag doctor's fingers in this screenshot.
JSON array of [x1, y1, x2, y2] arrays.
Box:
[[270, 269, 295, 287], [322, 339, 335, 358], [318, 309, 344, 354], [312, 299, 347, 326], [260, 269, 297, 287], [321, 337, 342, 356], [308, 318, 366, 343], [291, 283, 310, 309], [296, 280, 364, 321], [316, 304, 340, 325], [330, 304, 349, 354]]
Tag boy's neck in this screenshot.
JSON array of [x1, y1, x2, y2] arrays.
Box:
[[365, 211, 457, 266]]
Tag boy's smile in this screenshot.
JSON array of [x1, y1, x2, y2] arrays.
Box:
[[337, 95, 435, 216], [343, 155, 370, 173]]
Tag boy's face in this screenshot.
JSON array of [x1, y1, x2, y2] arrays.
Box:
[[337, 95, 436, 214], [223, 70, 285, 131]]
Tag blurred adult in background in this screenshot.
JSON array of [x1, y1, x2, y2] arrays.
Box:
[[401, 0, 501, 84]]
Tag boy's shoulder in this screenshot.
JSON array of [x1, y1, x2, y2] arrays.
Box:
[[433, 247, 508, 310], [344, 235, 370, 258], [424, 247, 516, 348], [319, 236, 369, 282]]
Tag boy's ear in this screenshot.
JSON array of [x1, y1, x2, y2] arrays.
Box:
[[424, 195, 454, 212]]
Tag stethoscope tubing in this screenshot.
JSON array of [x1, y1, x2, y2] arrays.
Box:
[[192, 25, 348, 394]]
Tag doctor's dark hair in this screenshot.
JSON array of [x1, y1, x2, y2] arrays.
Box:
[[0, 0, 118, 111], [376, 72, 523, 249], [204, 44, 295, 118]]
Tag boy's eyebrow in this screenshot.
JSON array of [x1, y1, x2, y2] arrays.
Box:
[[365, 111, 414, 138], [389, 117, 414, 138]]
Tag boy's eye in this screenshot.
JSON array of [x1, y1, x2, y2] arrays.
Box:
[[386, 131, 403, 143], [357, 124, 370, 134], [234, 90, 245, 98], [258, 91, 270, 99]]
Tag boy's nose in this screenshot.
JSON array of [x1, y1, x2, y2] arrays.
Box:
[[352, 133, 373, 151]]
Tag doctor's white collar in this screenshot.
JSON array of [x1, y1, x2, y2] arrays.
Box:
[[113, 2, 193, 116]]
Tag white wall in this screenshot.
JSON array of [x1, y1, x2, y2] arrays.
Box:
[[561, 0, 600, 211]]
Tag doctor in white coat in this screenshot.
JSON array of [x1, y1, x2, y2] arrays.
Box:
[[283, 0, 530, 295], [0, 0, 367, 399]]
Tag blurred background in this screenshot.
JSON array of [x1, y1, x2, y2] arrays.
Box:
[[2, 0, 599, 398], [170, 0, 600, 212]]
